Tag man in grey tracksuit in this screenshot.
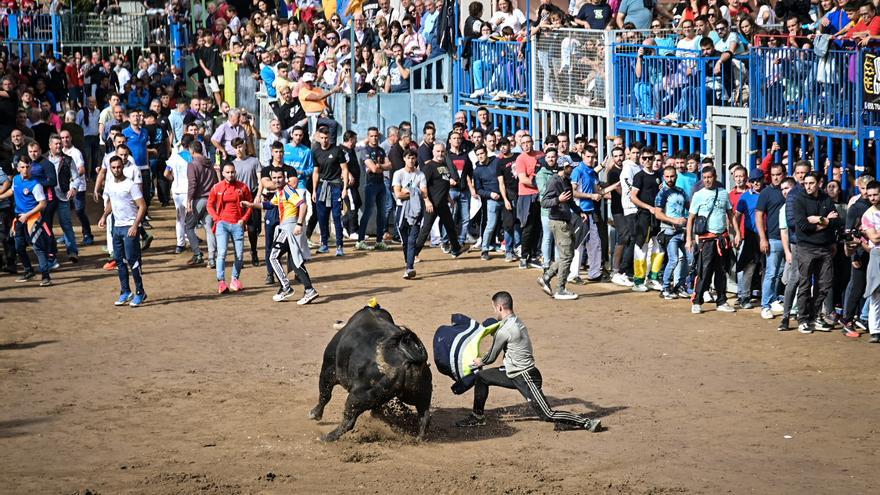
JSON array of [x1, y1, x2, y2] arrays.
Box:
[[455, 291, 602, 432]]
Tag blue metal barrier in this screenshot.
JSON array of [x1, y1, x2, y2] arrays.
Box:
[[750, 45, 859, 128], [3, 13, 60, 60], [457, 39, 530, 108]]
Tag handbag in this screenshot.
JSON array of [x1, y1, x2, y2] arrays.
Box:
[[693, 188, 719, 236]]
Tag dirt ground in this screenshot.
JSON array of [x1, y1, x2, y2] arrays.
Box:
[[2, 203, 879, 495]]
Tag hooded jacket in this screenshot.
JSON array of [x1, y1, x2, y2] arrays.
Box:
[[187, 154, 218, 202]]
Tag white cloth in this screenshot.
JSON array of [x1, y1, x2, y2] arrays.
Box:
[[103, 177, 142, 226], [102, 154, 142, 183], [166, 152, 190, 195], [63, 146, 87, 191]]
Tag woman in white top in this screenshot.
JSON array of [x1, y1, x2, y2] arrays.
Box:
[[490, 0, 526, 35]]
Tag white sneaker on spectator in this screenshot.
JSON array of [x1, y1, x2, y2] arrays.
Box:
[[646, 279, 663, 291], [716, 303, 736, 313], [770, 300, 784, 314], [761, 308, 774, 319], [691, 304, 702, 314]]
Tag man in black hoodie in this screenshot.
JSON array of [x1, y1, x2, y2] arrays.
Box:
[[792, 172, 841, 333], [537, 148, 585, 301]]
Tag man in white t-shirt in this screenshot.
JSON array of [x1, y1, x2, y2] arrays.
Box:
[[61, 129, 93, 245], [611, 142, 643, 287], [391, 148, 428, 279], [165, 134, 194, 253], [99, 155, 147, 307]]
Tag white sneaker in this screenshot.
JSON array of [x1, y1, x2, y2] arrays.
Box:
[[553, 289, 579, 300], [798, 322, 813, 334], [611, 273, 633, 287], [703, 290, 716, 302], [761, 307, 774, 319], [272, 286, 296, 302], [631, 284, 648, 292], [770, 300, 784, 314], [646, 279, 663, 291], [716, 303, 736, 313], [691, 304, 702, 314], [297, 289, 319, 305]]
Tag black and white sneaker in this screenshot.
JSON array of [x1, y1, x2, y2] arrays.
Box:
[[777, 317, 790, 331], [583, 418, 601, 432], [15, 271, 36, 283], [537, 276, 553, 296], [455, 413, 486, 427], [812, 319, 832, 332], [661, 289, 677, 300], [273, 286, 296, 302], [297, 288, 319, 305]]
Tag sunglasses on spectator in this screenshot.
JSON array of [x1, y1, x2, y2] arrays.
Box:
[[651, 23, 661, 28], [403, 23, 412, 28], [640, 155, 654, 161]]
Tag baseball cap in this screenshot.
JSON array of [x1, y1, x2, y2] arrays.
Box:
[[556, 155, 574, 170], [301, 72, 315, 83], [748, 168, 764, 182]]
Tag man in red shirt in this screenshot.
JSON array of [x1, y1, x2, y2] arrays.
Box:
[[515, 135, 544, 269], [207, 162, 253, 293], [847, 2, 880, 46]]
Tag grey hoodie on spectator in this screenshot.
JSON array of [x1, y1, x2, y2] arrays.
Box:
[[187, 155, 218, 202]]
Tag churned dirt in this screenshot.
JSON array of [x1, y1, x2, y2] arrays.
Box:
[[1, 203, 879, 495]]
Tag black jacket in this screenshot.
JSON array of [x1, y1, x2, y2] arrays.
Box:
[[540, 172, 582, 222], [792, 190, 840, 247]]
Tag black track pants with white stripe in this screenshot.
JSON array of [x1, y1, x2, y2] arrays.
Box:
[[472, 367, 590, 427]]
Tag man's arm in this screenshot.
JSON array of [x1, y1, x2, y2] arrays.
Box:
[[477, 328, 510, 368]]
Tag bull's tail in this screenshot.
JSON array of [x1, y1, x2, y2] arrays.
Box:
[[391, 327, 428, 365]]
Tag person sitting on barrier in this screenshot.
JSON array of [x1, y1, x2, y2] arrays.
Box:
[[662, 37, 734, 123]]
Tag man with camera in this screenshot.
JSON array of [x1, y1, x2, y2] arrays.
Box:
[[791, 172, 841, 334], [841, 176, 874, 337]]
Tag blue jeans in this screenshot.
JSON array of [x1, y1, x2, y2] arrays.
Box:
[[384, 176, 396, 240], [663, 231, 692, 290], [761, 239, 785, 308], [14, 219, 50, 274], [395, 207, 421, 270], [74, 191, 93, 238], [215, 220, 244, 281], [316, 182, 344, 247], [540, 214, 556, 268], [56, 200, 79, 256], [482, 199, 502, 252], [358, 181, 387, 242], [112, 225, 144, 295], [449, 189, 470, 245]]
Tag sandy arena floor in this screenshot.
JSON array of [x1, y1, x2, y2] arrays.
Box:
[[1, 203, 879, 494]]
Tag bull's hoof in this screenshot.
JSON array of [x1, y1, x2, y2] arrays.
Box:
[[320, 432, 339, 442], [308, 408, 322, 421]]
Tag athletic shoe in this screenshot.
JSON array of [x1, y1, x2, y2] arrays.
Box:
[[691, 304, 702, 314], [450, 250, 462, 258], [402, 269, 416, 279], [307, 239, 317, 249], [218, 281, 229, 294], [297, 288, 319, 305], [317, 245, 330, 254], [83, 235, 94, 246], [103, 260, 117, 270], [389, 237, 402, 245], [175, 245, 186, 254], [440, 243, 450, 254], [207, 258, 216, 269], [141, 233, 154, 251], [761, 308, 774, 320], [130, 293, 147, 307], [264, 274, 275, 285], [504, 253, 516, 262], [777, 317, 790, 331], [631, 284, 648, 293], [583, 418, 602, 432], [414, 256, 421, 264], [49, 260, 61, 271], [115, 292, 133, 306], [798, 322, 813, 334], [855, 319, 868, 332], [770, 300, 784, 314], [716, 303, 736, 313], [528, 259, 543, 270], [335, 247, 345, 257], [374, 242, 388, 251], [646, 279, 663, 291], [480, 251, 490, 261], [537, 277, 553, 296], [611, 273, 633, 287], [842, 325, 860, 339], [518, 259, 528, 269], [553, 289, 579, 300], [229, 279, 243, 292], [69, 255, 79, 264], [251, 253, 260, 266], [569, 277, 587, 285], [273, 286, 296, 302], [869, 334, 880, 343], [661, 290, 676, 300], [812, 319, 832, 332], [455, 413, 486, 427], [355, 241, 369, 250], [39, 277, 52, 287], [675, 286, 690, 299], [15, 271, 36, 282], [187, 254, 203, 266]]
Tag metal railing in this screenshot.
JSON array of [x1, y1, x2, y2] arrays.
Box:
[[613, 43, 748, 128], [60, 13, 147, 47], [750, 44, 859, 129], [533, 28, 606, 108], [459, 39, 530, 107], [409, 54, 450, 92]]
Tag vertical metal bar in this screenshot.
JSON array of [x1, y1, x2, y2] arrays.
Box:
[[826, 137, 834, 175]]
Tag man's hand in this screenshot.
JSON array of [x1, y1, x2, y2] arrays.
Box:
[[67, 189, 76, 200], [425, 200, 434, 214], [312, 191, 318, 203], [93, 190, 101, 203], [828, 211, 839, 220], [807, 215, 823, 224], [186, 205, 193, 214], [580, 212, 588, 220], [293, 224, 302, 236], [470, 357, 484, 369], [450, 178, 458, 187], [490, 192, 500, 200], [853, 259, 862, 269], [17, 213, 29, 224], [237, 219, 245, 226], [760, 238, 769, 253], [559, 190, 572, 203], [685, 240, 693, 252], [127, 224, 139, 237], [98, 215, 107, 229], [785, 251, 792, 264], [504, 199, 512, 210]]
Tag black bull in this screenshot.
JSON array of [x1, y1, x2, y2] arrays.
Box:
[[309, 306, 433, 441]]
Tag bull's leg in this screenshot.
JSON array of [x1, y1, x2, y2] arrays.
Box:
[[309, 363, 337, 421], [416, 401, 431, 441], [321, 387, 387, 442]]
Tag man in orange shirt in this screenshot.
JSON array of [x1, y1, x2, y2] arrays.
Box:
[[298, 72, 341, 133], [207, 162, 253, 294], [515, 135, 544, 269]]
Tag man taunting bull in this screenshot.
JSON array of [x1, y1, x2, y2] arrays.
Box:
[[455, 291, 602, 432]]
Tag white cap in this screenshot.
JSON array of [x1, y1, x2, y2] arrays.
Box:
[[301, 72, 315, 83]]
